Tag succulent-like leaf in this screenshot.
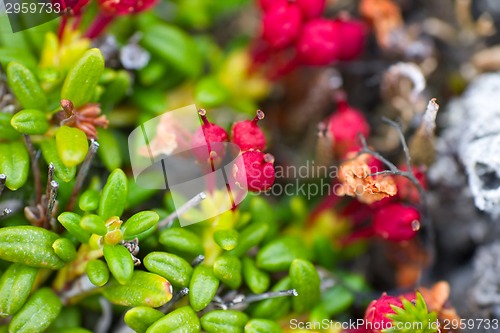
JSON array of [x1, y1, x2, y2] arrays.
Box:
[[61, 48, 105, 107], [103, 271, 172, 307], [7, 62, 48, 111], [10, 109, 49, 135], [0, 141, 29, 190], [143, 252, 193, 288], [0, 226, 64, 269]]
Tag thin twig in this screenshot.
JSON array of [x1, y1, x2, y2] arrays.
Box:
[[59, 274, 97, 305], [0, 208, 12, 218], [190, 255, 205, 267], [157, 192, 207, 229], [357, 118, 435, 269], [159, 288, 189, 313], [46, 181, 59, 230], [23, 135, 42, 204], [244, 289, 298, 304], [0, 174, 6, 197], [67, 140, 99, 211]]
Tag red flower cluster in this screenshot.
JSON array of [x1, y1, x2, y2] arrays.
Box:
[[254, 0, 367, 77], [191, 110, 275, 193], [325, 93, 427, 243]]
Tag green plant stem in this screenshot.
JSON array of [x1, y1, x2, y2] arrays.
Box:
[[23, 135, 42, 204], [67, 140, 99, 211]]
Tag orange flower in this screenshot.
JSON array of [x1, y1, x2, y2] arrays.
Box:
[[359, 0, 404, 49], [336, 154, 397, 204]]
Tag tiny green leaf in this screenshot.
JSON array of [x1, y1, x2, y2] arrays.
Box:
[[201, 310, 249, 333], [56, 126, 88, 167], [78, 189, 100, 212], [85, 259, 110, 287], [289, 259, 320, 313], [244, 319, 282, 333], [7, 62, 48, 111], [143, 252, 193, 288], [256, 236, 312, 272], [0, 226, 64, 269], [52, 238, 77, 262], [98, 169, 128, 220], [0, 113, 21, 140], [146, 306, 200, 333], [96, 128, 123, 171], [9, 288, 62, 333], [124, 306, 164, 333], [103, 271, 172, 307], [0, 264, 38, 317], [159, 228, 204, 260], [214, 229, 239, 251], [0, 141, 29, 190], [61, 48, 105, 107], [10, 109, 49, 135], [228, 222, 268, 258], [242, 257, 270, 294], [121, 211, 159, 240], [40, 138, 76, 182], [189, 265, 220, 312], [57, 212, 91, 243], [213, 254, 242, 290], [103, 244, 134, 285], [80, 214, 107, 236]]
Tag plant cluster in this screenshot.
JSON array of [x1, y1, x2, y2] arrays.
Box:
[[0, 0, 463, 333]]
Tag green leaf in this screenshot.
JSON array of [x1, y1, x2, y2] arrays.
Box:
[[52, 238, 77, 262], [159, 228, 204, 260], [9, 288, 62, 333], [228, 222, 268, 258], [244, 319, 282, 333], [78, 189, 100, 212], [0, 113, 21, 141], [80, 214, 107, 236], [140, 24, 202, 78], [10, 109, 49, 135], [143, 252, 193, 288], [242, 257, 270, 294], [103, 244, 134, 285], [0, 264, 38, 317], [56, 126, 88, 167], [195, 76, 229, 107], [0, 141, 29, 190], [103, 271, 172, 307], [289, 259, 320, 313], [57, 212, 91, 243], [0, 226, 64, 269], [201, 310, 248, 333], [121, 211, 159, 240], [124, 306, 164, 333], [99, 70, 131, 111], [96, 128, 123, 171], [6, 62, 48, 111], [146, 306, 200, 333], [85, 259, 110, 287], [98, 169, 128, 220], [189, 265, 220, 312], [61, 48, 105, 107], [256, 236, 312, 272], [214, 229, 238, 251], [213, 254, 242, 289], [40, 138, 76, 182]]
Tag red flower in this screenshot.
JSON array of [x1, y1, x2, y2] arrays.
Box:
[[231, 110, 267, 152], [373, 203, 421, 242], [98, 0, 158, 16], [233, 150, 275, 192], [364, 293, 416, 333]]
